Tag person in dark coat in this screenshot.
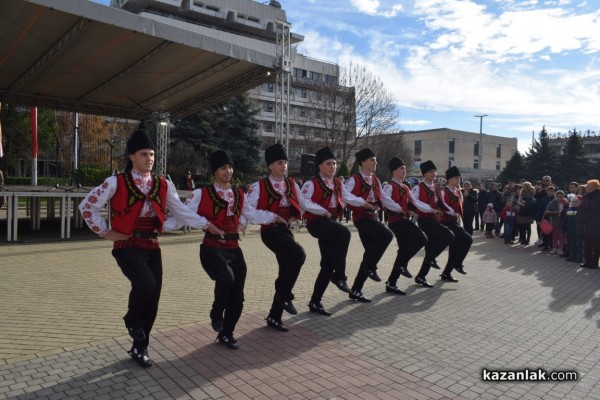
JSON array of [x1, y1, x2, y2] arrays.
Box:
[[462, 181, 478, 236], [484, 183, 503, 235], [476, 182, 487, 231], [579, 180, 600, 269]]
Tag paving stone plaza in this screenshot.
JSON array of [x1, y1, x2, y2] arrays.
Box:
[[1, 224, 599, 399]]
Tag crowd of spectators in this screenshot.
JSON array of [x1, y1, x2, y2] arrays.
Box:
[[460, 176, 600, 269]]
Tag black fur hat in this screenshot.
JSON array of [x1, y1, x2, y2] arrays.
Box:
[[419, 160, 436, 175], [355, 148, 375, 164], [209, 150, 234, 173], [126, 129, 154, 154], [315, 147, 336, 165], [445, 166, 461, 180], [389, 157, 405, 173], [265, 143, 288, 165]]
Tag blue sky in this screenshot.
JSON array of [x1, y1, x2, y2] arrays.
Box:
[[93, 0, 600, 153]]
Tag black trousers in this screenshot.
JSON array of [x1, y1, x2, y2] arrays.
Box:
[[416, 218, 454, 279], [112, 247, 162, 349], [261, 225, 306, 319], [306, 218, 351, 303], [351, 216, 394, 292], [387, 219, 427, 286], [441, 220, 473, 275], [199, 245, 247, 336], [463, 211, 475, 236]]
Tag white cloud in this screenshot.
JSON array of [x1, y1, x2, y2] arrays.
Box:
[[350, 0, 404, 17]]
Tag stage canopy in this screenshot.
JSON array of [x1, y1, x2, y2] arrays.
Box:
[[0, 0, 298, 121]]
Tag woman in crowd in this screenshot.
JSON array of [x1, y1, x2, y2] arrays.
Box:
[[545, 189, 568, 255], [462, 181, 478, 236], [516, 182, 535, 245]]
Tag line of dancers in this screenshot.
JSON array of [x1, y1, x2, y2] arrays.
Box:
[[80, 128, 473, 366]]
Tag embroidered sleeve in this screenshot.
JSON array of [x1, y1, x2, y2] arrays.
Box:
[[299, 180, 327, 215], [410, 184, 434, 214], [246, 181, 278, 224], [380, 184, 402, 212], [78, 176, 118, 237], [343, 176, 367, 207], [165, 184, 208, 230]]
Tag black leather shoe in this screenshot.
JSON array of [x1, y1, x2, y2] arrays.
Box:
[[331, 279, 351, 293], [385, 283, 406, 295], [129, 347, 153, 368], [399, 266, 413, 278], [127, 327, 146, 342], [430, 261, 441, 270], [217, 334, 240, 350], [415, 277, 433, 288], [440, 273, 458, 282], [367, 270, 382, 282], [308, 302, 332, 316], [266, 317, 289, 332], [580, 263, 599, 269], [277, 297, 298, 315], [211, 319, 223, 332], [454, 265, 467, 275], [349, 290, 371, 303]]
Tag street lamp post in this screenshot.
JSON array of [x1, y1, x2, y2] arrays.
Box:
[[475, 114, 488, 182]]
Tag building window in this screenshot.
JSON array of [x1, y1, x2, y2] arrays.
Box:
[[474, 142, 479, 156], [300, 89, 307, 98], [294, 68, 307, 80], [264, 82, 274, 92], [473, 159, 479, 169], [299, 107, 306, 117], [449, 157, 454, 169], [496, 144, 501, 158], [324, 74, 336, 84], [315, 91, 322, 100], [496, 161, 501, 171], [414, 140, 422, 156], [263, 122, 274, 132], [262, 102, 274, 112], [315, 110, 322, 119], [449, 138, 455, 154], [310, 71, 322, 81]]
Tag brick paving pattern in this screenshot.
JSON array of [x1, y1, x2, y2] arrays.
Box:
[[1, 222, 600, 399]]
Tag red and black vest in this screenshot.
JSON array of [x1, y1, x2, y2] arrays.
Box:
[[441, 186, 463, 222], [347, 173, 382, 222], [110, 173, 167, 235], [414, 181, 440, 220], [256, 177, 301, 229], [303, 176, 344, 225], [198, 184, 244, 249], [386, 180, 410, 224]]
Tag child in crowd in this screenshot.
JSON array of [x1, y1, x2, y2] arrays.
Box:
[[500, 199, 516, 244], [563, 195, 583, 263], [482, 203, 498, 238], [546, 189, 567, 255]]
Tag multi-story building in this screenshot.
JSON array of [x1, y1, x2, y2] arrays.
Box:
[[247, 54, 354, 175], [392, 128, 518, 182], [548, 133, 600, 162]]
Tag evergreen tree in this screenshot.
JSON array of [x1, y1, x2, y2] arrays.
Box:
[[556, 129, 593, 187], [524, 126, 559, 183], [168, 95, 262, 184], [496, 150, 525, 184]]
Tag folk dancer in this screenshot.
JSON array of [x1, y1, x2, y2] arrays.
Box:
[[299, 147, 357, 315], [165, 150, 271, 350], [79, 128, 210, 367], [344, 148, 402, 302], [247, 144, 306, 332], [382, 157, 427, 295], [439, 166, 473, 282], [410, 160, 454, 287]]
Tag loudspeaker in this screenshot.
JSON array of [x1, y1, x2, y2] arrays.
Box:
[[300, 154, 316, 178]]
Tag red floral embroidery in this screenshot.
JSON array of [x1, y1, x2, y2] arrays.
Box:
[[134, 178, 142, 185], [101, 182, 109, 189], [88, 195, 98, 204], [82, 211, 92, 219], [92, 226, 100, 232]]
